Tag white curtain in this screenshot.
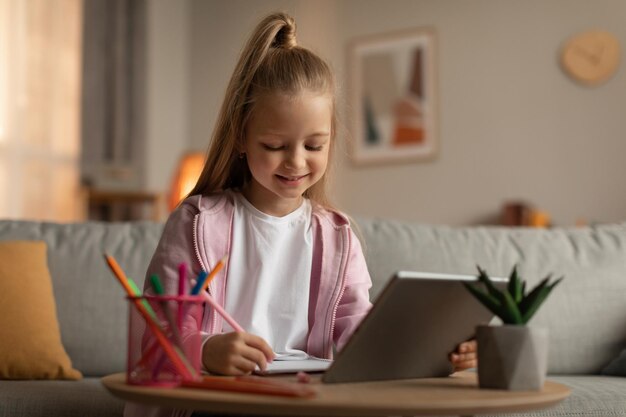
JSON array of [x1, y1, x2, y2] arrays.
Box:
[[0, 0, 83, 221], [81, 0, 146, 192]]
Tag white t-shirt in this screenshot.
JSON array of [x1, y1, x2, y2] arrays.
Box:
[[222, 192, 313, 357]]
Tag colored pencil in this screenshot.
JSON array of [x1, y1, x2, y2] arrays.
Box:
[[103, 254, 197, 381], [126, 280, 197, 377], [181, 375, 317, 398], [178, 263, 186, 295], [136, 257, 229, 368], [177, 263, 186, 329], [191, 255, 228, 295], [138, 256, 237, 372], [189, 256, 242, 331], [148, 274, 186, 380], [149, 275, 183, 346], [200, 290, 244, 332]]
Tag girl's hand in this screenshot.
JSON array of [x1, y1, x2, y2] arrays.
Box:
[[449, 339, 477, 372], [202, 332, 275, 375]]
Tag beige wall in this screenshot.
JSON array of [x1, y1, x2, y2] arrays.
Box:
[[145, 0, 190, 193], [186, 0, 626, 226]]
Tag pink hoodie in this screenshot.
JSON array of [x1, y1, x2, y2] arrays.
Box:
[[124, 193, 372, 417]]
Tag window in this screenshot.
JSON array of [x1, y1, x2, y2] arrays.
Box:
[[0, 0, 83, 221]]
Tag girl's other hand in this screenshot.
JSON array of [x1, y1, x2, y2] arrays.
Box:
[[449, 339, 477, 372], [202, 332, 275, 375]]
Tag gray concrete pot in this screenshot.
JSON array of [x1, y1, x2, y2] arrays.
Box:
[[476, 325, 548, 390]]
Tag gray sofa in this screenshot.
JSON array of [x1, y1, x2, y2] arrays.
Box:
[[0, 218, 625, 417]]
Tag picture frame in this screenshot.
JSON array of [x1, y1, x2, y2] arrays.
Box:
[[348, 28, 438, 165]]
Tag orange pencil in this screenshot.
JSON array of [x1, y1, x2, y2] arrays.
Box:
[[204, 255, 228, 291], [191, 255, 228, 295], [103, 254, 197, 381]]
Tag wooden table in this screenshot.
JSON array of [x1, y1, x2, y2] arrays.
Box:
[[102, 372, 570, 416]]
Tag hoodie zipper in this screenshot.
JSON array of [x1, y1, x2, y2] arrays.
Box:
[[192, 214, 208, 272], [325, 226, 350, 357], [193, 213, 219, 333]]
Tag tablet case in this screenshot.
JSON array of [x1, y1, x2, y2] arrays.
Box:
[[322, 271, 506, 383]]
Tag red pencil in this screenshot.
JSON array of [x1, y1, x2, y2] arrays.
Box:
[[181, 375, 317, 398]]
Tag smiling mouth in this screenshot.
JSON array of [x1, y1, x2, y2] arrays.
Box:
[[276, 174, 309, 182]]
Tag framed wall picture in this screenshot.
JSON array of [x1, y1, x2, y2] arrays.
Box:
[[348, 28, 438, 165]]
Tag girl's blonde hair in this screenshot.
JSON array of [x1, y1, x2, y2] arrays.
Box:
[[187, 12, 337, 208]]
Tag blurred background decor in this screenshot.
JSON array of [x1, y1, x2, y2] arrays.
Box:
[[0, 0, 83, 222], [167, 151, 204, 211], [1, 0, 625, 226], [349, 27, 437, 165], [501, 201, 551, 228], [80, 0, 147, 193]]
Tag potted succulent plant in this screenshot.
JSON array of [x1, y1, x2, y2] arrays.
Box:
[[464, 265, 563, 390]]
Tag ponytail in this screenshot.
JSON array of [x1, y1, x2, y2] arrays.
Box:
[[187, 12, 337, 209]]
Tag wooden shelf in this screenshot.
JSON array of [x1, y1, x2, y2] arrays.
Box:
[[85, 188, 164, 222]]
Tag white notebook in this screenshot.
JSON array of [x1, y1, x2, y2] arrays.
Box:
[[255, 352, 332, 374]]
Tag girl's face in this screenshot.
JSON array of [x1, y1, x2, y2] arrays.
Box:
[[242, 91, 332, 216]]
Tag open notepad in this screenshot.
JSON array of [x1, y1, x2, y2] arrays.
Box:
[[255, 352, 332, 375]]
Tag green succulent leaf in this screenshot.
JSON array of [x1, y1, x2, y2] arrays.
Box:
[[519, 275, 552, 307], [520, 286, 551, 323], [495, 289, 524, 324], [476, 265, 502, 298], [466, 266, 563, 326], [519, 275, 563, 324], [507, 265, 523, 304], [463, 282, 502, 316]]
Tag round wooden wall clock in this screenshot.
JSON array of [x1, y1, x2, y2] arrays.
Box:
[[561, 30, 621, 86]]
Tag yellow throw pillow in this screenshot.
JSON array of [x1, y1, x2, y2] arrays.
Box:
[[0, 240, 82, 379]]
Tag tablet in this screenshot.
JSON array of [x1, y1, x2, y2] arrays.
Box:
[[322, 271, 507, 383]]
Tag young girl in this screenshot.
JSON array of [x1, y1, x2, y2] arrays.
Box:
[[126, 11, 475, 417]]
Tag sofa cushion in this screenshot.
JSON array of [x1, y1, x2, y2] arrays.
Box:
[[0, 241, 81, 380], [483, 375, 626, 416], [0, 221, 164, 377], [0, 378, 124, 417], [356, 219, 626, 374]]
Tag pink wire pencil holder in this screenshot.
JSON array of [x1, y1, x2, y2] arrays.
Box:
[[126, 295, 205, 387]]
